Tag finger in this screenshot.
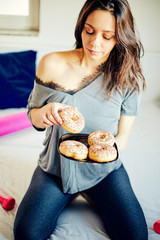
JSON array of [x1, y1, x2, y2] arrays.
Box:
[[55, 114, 63, 125], [51, 109, 63, 125], [46, 113, 59, 125], [57, 105, 77, 124], [42, 115, 53, 126]]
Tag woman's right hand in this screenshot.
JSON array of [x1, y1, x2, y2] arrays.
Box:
[[30, 102, 69, 129]]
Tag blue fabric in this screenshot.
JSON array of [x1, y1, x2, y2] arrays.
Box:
[[14, 166, 76, 240], [0, 50, 36, 109], [14, 165, 148, 240], [84, 165, 148, 240]]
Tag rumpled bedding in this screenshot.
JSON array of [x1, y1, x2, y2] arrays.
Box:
[[0, 102, 160, 240]]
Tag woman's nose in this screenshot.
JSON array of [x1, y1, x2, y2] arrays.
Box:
[[90, 34, 101, 48]]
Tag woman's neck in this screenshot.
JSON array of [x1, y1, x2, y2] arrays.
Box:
[[79, 48, 106, 74]]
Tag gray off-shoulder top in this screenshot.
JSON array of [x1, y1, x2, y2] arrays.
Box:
[[27, 73, 142, 194]]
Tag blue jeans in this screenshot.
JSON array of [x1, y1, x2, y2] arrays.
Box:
[[14, 165, 148, 240]]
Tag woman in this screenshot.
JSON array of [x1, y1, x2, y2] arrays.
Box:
[[14, 0, 148, 239]]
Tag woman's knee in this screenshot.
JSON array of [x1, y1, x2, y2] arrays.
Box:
[[14, 219, 36, 240], [103, 219, 148, 240], [102, 207, 148, 240], [14, 217, 55, 240], [121, 222, 148, 240], [128, 214, 148, 240]]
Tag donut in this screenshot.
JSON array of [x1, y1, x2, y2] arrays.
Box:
[[88, 130, 115, 146], [59, 107, 85, 133], [59, 140, 88, 160], [88, 144, 117, 162]]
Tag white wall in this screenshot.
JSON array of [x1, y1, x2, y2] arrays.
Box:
[[128, 0, 160, 53], [0, 0, 159, 102], [0, 0, 86, 51], [127, 0, 160, 102]]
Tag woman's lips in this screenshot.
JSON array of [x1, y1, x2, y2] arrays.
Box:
[[88, 49, 101, 55]]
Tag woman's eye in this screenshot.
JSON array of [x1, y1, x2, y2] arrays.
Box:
[[86, 30, 94, 35], [103, 36, 111, 40]]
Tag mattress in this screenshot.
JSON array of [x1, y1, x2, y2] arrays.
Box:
[[0, 101, 160, 240]]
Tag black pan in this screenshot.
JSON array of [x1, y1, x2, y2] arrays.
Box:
[[58, 133, 119, 163]]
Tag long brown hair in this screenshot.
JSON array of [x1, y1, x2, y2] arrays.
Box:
[[74, 0, 146, 96]]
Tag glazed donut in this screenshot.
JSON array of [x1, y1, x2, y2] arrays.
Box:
[[89, 144, 117, 162], [59, 140, 88, 160], [88, 130, 115, 146], [59, 107, 85, 133]]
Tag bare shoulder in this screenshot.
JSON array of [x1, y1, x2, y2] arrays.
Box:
[[36, 51, 65, 82], [36, 49, 81, 83]]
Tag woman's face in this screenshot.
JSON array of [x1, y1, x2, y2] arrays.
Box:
[[81, 10, 116, 63]]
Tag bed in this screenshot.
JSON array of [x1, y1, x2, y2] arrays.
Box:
[[0, 50, 160, 240]]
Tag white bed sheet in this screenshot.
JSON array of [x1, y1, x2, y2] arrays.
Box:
[[0, 102, 160, 240]]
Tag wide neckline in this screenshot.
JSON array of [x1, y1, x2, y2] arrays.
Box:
[[35, 72, 104, 96]]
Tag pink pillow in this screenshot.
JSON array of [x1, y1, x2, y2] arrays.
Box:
[[0, 110, 32, 136]]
